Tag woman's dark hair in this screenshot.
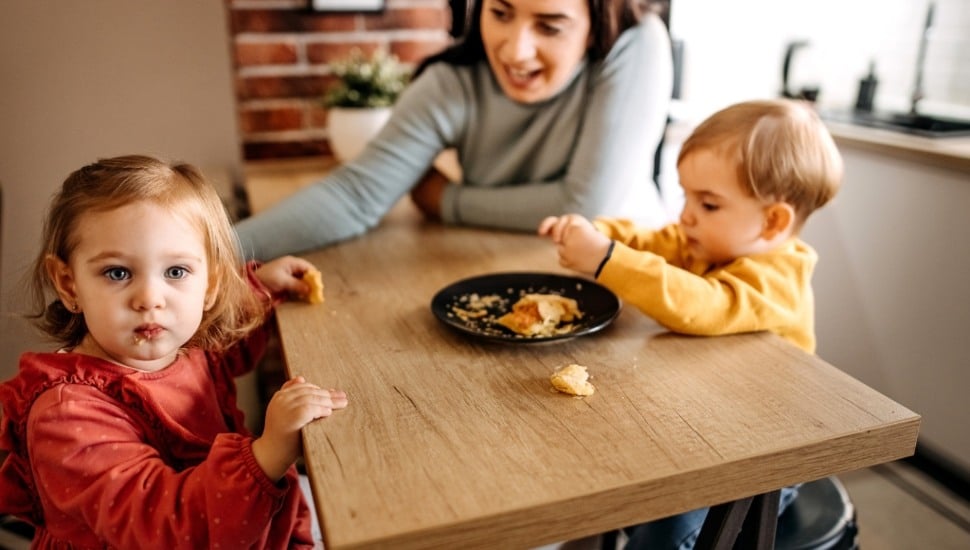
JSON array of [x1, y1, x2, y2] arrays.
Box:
[[416, 0, 660, 77]]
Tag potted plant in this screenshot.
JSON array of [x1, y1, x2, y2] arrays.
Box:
[[323, 48, 410, 162]]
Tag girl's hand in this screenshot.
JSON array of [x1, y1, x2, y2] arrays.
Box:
[[254, 255, 317, 299], [251, 376, 348, 481], [538, 215, 612, 276]]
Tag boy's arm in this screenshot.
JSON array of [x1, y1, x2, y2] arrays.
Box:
[[594, 219, 687, 265], [598, 241, 812, 338]]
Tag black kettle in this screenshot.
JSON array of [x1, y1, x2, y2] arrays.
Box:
[[781, 41, 820, 102]]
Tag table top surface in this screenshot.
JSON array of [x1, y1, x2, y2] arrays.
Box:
[[243, 156, 339, 215], [274, 199, 920, 550]]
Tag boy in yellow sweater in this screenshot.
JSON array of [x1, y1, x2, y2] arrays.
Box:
[[539, 98, 843, 354]]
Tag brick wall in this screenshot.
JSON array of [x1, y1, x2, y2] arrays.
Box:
[[228, 0, 453, 160]]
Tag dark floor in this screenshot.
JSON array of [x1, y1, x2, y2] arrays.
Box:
[[538, 460, 970, 550]]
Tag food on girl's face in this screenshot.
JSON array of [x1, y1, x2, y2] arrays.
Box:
[[550, 364, 595, 396]]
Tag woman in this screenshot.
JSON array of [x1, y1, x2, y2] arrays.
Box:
[[235, 0, 673, 260]]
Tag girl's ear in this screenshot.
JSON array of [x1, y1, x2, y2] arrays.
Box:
[[761, 202, 796, 241], [45, 254, 79, 309]]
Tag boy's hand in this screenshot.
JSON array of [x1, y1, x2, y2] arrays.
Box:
[[538, 215, 612, 276], [252, 376, 348, 481], [254, 255, 318, 299]]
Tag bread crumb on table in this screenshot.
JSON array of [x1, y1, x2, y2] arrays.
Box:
[[550, 364, 595, 396]]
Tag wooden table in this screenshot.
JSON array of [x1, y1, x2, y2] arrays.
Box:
[[273, 199, 920, 549], [243, 156, 339, 215]]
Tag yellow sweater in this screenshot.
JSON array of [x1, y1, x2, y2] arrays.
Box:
[[594, 219, 818, 353]]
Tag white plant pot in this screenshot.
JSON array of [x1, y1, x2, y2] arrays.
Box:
[[326, 107, 392, 163]]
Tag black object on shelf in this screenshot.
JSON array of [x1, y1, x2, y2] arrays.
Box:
[[781, 40, 820, 102], [855, 61, 879, 112]]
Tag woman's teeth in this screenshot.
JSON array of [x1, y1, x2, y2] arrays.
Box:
[[508, 67, 537, 83]]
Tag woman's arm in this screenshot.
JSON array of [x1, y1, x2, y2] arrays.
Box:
[[234, 68, 465, 260], [443, 14, 674, 231]]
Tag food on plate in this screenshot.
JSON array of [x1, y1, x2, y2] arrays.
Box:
[[550, 364, 595, 396], [497, 293, 582, 337], [451, 293, 503, 322], [301, 267, 325, 304]]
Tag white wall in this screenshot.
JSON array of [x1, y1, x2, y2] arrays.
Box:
[[0, 2, 243, 380], [670, 0, 970, 121]]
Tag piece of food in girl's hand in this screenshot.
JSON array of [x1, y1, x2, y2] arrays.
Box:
[[301, 268, 325, 304], [550, 364, 595, 396]]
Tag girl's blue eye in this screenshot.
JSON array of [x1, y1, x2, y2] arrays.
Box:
[[166, 266, 189, 280], [104, 267, 129, 281]]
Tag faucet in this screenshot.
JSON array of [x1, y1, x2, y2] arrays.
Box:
[[910, 2, 936, 115]]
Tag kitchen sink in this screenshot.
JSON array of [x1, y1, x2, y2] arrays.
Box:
[[826, 110, 970, 138]]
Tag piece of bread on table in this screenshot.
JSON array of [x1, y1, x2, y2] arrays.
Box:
[[301, 268, 325, 304], [550, 364, 595, 396]]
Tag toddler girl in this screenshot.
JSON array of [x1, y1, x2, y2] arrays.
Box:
[[0, 155, 347, 548]]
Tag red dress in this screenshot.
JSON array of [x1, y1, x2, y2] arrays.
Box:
[[0, 321, 315, 549]]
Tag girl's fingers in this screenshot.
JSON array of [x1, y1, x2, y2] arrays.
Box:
[[537, 216, 557, 235], [281, 375, 307, 389], [329, 391, 349, 409], [277, 378, 347, 409]]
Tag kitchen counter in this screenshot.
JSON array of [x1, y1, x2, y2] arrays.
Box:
[[669, 99, 970, 174], [823, 119, 970, 173]]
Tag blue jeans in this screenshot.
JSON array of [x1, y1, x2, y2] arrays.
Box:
[[623, 485, 800, 550]]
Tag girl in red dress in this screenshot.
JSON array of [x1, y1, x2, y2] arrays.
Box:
[[0, 155, 347, 548]]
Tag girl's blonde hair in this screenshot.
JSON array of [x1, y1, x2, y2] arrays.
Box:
[[27, 155, 264, 351], [678, 99, 843, 229]]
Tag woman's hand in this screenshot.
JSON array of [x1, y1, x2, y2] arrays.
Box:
[[254, 255, 317, 299], [410, 168, 450, 221], [538, 215, 612, 276], [252, 376, 348, 481]]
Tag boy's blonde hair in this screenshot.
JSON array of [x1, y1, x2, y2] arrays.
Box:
[[677, 99, 843, 229], [28, 155, 264, 351]]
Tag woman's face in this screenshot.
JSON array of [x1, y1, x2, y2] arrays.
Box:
[[480, 0, 592, 104]]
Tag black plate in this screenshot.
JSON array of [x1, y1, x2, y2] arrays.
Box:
[[430, 272, 620, 343]]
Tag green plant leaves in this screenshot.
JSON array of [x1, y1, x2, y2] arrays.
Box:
[[323, 48, 411, 108]]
